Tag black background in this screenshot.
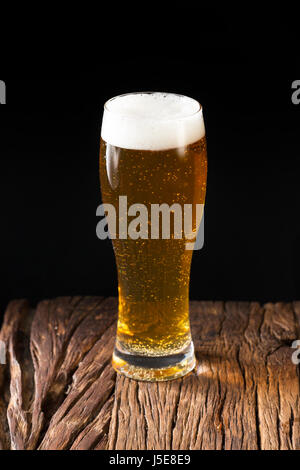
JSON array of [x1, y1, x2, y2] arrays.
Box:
[[0, 2, 299, 319]]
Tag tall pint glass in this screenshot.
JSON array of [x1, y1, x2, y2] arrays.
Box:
[[99, 92, 207, 381]]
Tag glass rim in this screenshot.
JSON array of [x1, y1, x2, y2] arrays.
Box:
[[104, 91, 202, 121]]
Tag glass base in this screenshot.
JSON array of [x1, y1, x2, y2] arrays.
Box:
[[112, 342, 196, 382]]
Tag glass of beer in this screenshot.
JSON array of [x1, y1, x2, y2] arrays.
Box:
[[99, 92, 207, 381]]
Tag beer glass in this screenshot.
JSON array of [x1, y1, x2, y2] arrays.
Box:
[[99, 92, 207, 381]]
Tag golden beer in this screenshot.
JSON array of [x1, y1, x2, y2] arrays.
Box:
[[99, 92, 207, 381]]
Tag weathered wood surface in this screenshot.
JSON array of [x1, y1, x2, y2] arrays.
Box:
[[0, 297, 299, 450]]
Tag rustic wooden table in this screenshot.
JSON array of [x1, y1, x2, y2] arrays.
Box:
[[0, 297, 299, 450]]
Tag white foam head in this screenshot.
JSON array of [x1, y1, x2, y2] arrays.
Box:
[[101, 92, 205, 150]]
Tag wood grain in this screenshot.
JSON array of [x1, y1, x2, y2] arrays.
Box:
[[0, 297, 299, 450]]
